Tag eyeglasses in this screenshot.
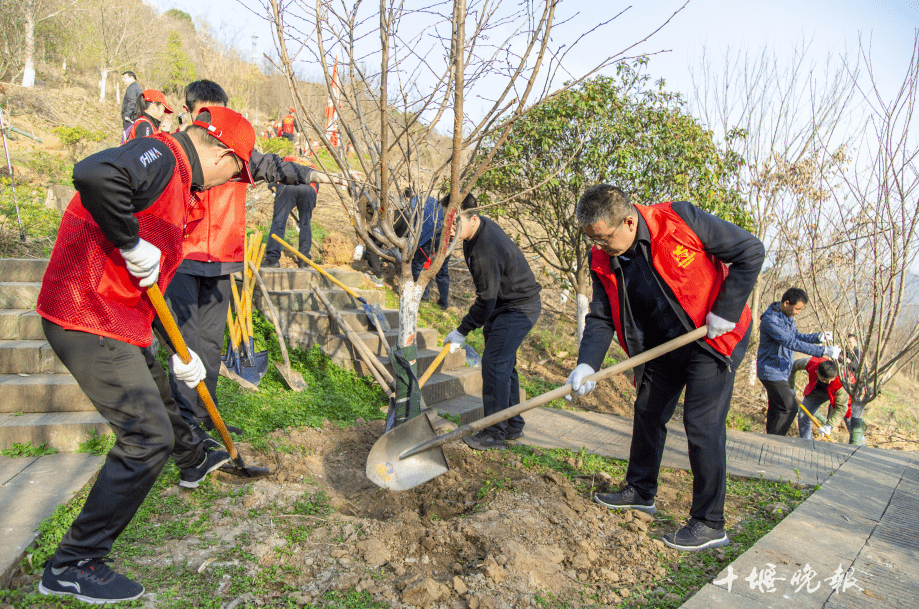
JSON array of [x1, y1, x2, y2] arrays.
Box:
[[585, 218, 626, 247], [223, 149, 242, 177]]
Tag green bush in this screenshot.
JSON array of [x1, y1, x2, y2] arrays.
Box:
[[52, 126, 108, 163], [0, 178, 61, 241], [257, 136, 295, 157], [19, 152, 74, 186]]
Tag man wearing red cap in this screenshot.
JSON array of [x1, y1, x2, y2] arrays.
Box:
[[35, 106, 256, 604], [280, 107, 299, 145]]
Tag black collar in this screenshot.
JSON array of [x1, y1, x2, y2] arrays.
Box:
[[171, 131, 205, 191]]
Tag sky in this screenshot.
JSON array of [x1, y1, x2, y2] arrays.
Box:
[[147, 0, 919, 109]]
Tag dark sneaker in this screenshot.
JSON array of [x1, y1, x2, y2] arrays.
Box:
[[594, 485, 657, 514], [179, 450, 230, 488], [662, 519, 729, 551], [463, 431, 505, 451], [505, 430, 524, 441], [39, 558, 144, 603], [263, 259, 280, 268], [189, 422, 222, 451]]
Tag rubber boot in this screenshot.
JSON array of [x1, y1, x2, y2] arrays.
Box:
[[849, 417, 866, 445]]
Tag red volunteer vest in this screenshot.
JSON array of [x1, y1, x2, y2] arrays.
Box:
[[121, 116, 157, 144], [182, 181, 248, 262], [590, 202, 752, 358], [37, 134, 193, 347], [280, 115, 296, 134], [804, 356, 853, 417]]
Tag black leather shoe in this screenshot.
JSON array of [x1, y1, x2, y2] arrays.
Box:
[[262, 259, 280, 268]]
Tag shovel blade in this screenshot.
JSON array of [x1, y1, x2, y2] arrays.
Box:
[[363, 303, 391, 332], [366, 413, 449, 491], [274, 361, 307, 391], [219, 361, 260, 391], [236, 351, 270, 385], [463, 344, 481, 367]]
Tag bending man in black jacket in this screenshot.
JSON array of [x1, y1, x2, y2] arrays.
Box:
[[567, 185, 764, 551], [443, 193, 542, 450]]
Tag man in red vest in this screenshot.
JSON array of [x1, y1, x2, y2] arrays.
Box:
[[35, 107, 256, 603], [566, 185, 764, 551], [166, 81, 350, 443], [790, 357, 852, 439], [280, 107, 298, 145]]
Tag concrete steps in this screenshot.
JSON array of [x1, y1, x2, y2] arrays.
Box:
[[0, 259, 109, 450]]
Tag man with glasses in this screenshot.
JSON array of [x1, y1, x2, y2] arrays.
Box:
[[566, 185, 764, 551]]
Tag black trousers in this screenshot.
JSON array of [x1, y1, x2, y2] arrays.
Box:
[[626, 340, 743, 529], [411, 240, 449, 307], [265, 184, 317, 262], [164, 272, 232, 425], [761, 378, 798, 436], [481, 301, 541, 439], [42, 319, 202, 566]]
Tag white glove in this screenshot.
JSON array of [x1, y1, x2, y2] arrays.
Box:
[[819, 331, 833, 343], [119, 238, 161, 287], [705, 312, 736, 339], [445, 330, 466, 353], [817, 424, 833, 437], [172, 349, 205, 388], [824, 345, 842, 359], [565, 363, 596, 401]]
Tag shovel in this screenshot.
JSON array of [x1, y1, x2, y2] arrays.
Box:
[[797, 400, 835, 443], [249, 261, 307, 391], [230, 279, 269, 383], [219, 307, 259, 391], [272, 234, 391, 331], [147, 284, 272, 479], [367, 326, 709, 491]]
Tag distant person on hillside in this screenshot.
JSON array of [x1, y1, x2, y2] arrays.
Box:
[[443, 192, 542, 450], [407, 187, 450, 309], [790, 356, 853, 439], [566, 185, 763, 551], [756, 287, 839, 436], [120, 71, 142, 130], [122, 89, 174, 144], [280, 108, 299, 145], [844, 333, 862, 375], [264, 156, 319, 267]]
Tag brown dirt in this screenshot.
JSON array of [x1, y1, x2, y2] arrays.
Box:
[[122, 419, 787, 608]]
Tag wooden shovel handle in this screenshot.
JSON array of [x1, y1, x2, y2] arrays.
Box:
[[272, 234, 363, 302], [419, 344, 451, 388], [797, 400, 835, 442], [249, 261, 292, 368], [400, 326, 710, 459], [147, 284, 239, 460]]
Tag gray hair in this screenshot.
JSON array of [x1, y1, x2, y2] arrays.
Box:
[[575, 184, 633, 227]]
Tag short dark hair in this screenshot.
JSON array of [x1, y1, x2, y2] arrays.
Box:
[[122, 71, 137, 80], [403, 187, 414, 199], [816, 359, 838, 379], [781, 287, 809, 306], [185, 80, 229, 113], [576, 184, 632, 227], [439, 192, 478, 212]]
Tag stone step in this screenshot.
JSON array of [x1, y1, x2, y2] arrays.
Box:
[[269, 308, 400, 339], [432, 390, 485, 425], [0, 282, 41, 310], [417, 367, 483, 405], [0, 258, 48, 283], [0, 374, 94, 413], [0, 340, 68, 375], [0, 309, 45, 340], [0, 412, 111, 451], [252, 288, 385, 314], [298, 328, 441, 360], [251, 266, 364, 291]]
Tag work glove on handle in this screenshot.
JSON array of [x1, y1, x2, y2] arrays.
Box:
[[120, 238, 161, 287], [705, 312, 735, 339], [817, 424, 833, 437], [819, 331, 833, 343], [445, 330, 466, 353], [824, 345, 842, 359], [172, 349, 205, 389], [565, 363, 596, 401]]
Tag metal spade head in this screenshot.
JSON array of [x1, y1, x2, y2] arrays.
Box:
[[363, 302, 391, 332], [366, 413, 449, 491]]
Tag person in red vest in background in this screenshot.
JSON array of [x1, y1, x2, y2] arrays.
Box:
[[165, 81, 351, 445], [35, 105, 256, 604], [790, 356, 853, 439], [122, 89, 174, 143], [280, 107, 299, 145], [566, 184, 764, 551], [263, 155, 319, 267]]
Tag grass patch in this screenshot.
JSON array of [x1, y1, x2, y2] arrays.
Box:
[[76, 429, 116, 455], [1, 441, 58, 458]]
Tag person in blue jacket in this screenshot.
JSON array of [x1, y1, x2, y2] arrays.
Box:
[[756, 287, 840, 435], [408, 188, 450, 309]]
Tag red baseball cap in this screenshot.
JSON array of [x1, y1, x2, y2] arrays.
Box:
[[288, 107, 295, 113], [192, 106, 256, 184], [141, 89, 174, 114]]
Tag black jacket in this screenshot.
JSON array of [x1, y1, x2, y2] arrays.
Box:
[[121, 81, 142, 123], [577, 201, 764, 380], [458, 216, 541, 335]]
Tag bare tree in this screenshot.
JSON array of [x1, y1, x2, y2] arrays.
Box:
[[261, 0, 686, 353], [19, 0, 78, 87], [784, 34, 919, 443], [688, 39, 859, 384]]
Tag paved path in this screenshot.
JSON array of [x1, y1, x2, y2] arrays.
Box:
[[522, 408, 919, 608]]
